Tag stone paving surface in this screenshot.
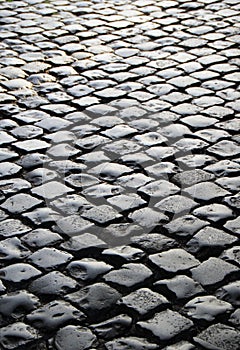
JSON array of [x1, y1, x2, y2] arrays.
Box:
[[0, 0, 240, 348]]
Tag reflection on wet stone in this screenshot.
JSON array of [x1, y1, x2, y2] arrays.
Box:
[[0, 0, 239, 347]]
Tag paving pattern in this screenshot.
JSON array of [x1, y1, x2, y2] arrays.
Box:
[[0, 0, 240, 349]]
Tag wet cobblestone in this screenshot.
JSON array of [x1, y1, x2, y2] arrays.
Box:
[[0, 0, 240, 348]]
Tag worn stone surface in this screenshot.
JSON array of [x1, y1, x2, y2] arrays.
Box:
[[187, 226, 238, 254], [0, 263, 41, 283], [118, 287, 168, 316], [191, 258, 238, 287], [105, 337, 158, 350], [154, 275, 204, 300], [67, 258, 113, 281], [216, 281, 240, 307], [0, 290, 39, 320], [65, 283, 121, 318], [29, 271, 77, 296], [149, 249, 200, 274], [0, 0, 239, 348], [137, 309, 193, 341], [104, 263, 153, 289], [184, 296, 233, 321], [91, 314, 132, 339], [1, 193, 42, 214], [194, 323, 240, 350], [0, 322, 39, 349], [0, 237, 30, 261], [28, 247, 72, 271], [54, 325, 97, 350], [27, 300, 84, 330]]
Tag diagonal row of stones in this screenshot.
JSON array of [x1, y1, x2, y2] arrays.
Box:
[[0, 0, 240, 349]]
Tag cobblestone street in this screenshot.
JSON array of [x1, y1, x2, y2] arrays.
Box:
[[0, 0, 240, 349]]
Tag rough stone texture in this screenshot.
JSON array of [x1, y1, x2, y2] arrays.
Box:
[[149, 249, 200, 273], [137, 309, 193, 341], [187, 226, 238, 254], [104, 263, 153, 289], [191, 258, 238, 287], [54, 325, 97, 350], [0, 0, 239, 348], [194, 323, 240, 350], [118, 288, 168, 316]]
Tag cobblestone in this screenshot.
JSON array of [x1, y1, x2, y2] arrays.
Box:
[[54, 325, 97, 350], [0, 0, 240, 347], [194, 323, 240, 350], [137, 309, 193, 341]]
